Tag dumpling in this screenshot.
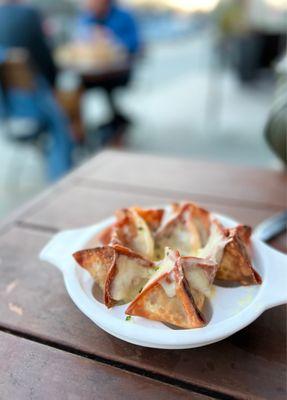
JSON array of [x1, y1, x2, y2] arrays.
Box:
[[179, 256, 217, 310], [105, 244, 154, 307], [92, 207, 164, 254], [125, 248, 205, 329], [94, 224, 114, 246], [73, 245, 154, 307], [233, 224, 252, 245], [132, 207, 164, 232], [182, 202, 210, 246], [216, 225, 262, 285], [73, 246, 115, 291], [197, 219, 229, 263], [111, 208, 155, 259], [198, 222, 262, 286], [154, 203, 210, 259]]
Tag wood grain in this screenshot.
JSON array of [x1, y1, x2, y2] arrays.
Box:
[[0, 331, 210, 400], [18, 184, 283, 232], [0, 150, 286, 400], [17, 183, 286, 253], [0, 226, 285, 400], [73, 150, 287, 209]]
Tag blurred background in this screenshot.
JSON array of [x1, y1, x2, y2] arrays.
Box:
[[0, 0, 286, 219]]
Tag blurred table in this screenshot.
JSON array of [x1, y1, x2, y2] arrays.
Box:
[[0, 150, 286, 400], [55, 41, 132, 89]]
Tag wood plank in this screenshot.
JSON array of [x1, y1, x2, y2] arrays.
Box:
[[73, 150, 287, 209], [17, 184, 286, 252], [18, 184, 284, 234], [0, 331, 209, 400], [0, 226, 285, 400], [0, 150, 108, 233]]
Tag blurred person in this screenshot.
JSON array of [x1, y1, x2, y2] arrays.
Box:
[[78, 0, 141, 56], [0, 0, 56, 86], [76, 0, 141, 131], [0, 0, 74, 180]]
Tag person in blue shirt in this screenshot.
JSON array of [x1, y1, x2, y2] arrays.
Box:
[[77, 0, 141, 132], [78, 0, 140, 56]]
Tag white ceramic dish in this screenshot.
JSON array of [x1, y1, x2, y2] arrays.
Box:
[[39, 213, 287, 349]]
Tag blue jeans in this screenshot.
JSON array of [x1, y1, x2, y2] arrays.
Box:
[[35, 78, 74, 181]]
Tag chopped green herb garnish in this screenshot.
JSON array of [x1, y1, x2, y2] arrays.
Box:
[[125, 316, 132, 321], [154, 266, 160, 271], [138, 227, 144, 231]]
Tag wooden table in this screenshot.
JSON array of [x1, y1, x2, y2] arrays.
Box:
[[0, 150, 286, 400], [80, 60, 131, 87], [55, 44, 132, 89]]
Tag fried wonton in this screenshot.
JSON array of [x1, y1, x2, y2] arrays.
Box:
[[133, 207, 164, 232], [183, 203, 210, 246], [154, 203, 210, 259], [73, 246, 115, 291], [179, 256, 217, 310], [216, 225, 262, 285], [95, 224, 115, 246], [197, 219, 229, 263], [198, 221, 261, 286], [105, 244, 154, 307], [126, 248, 205, 329], [73, 245, 154, 307], [111, 208, 156, 259], [234, 224, 252, 245]]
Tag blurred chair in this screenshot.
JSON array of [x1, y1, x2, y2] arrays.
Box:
[[0, 48, 80, 181]]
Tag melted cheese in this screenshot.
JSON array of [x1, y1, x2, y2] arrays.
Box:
[[184, 267, 211, 297], [156, 208, 202, 258], [143, 247, 177, 298], [198, 222, 228, 263], [157, 223, 196, 258], [160, 272, 176, 298], [131, 209, 154, 259], [111, 255, 152, 302]]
